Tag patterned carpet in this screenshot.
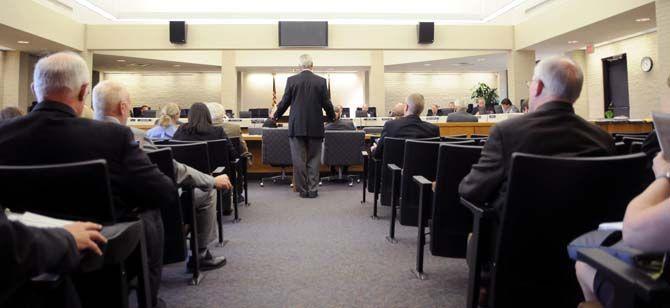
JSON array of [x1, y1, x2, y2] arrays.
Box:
[[159, 182, 468, 307]]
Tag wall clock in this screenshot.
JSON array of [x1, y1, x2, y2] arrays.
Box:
[[641, 56, 653, 72]]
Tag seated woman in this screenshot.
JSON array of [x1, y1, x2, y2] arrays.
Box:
[[575, 152, 670, 307], [174, 102, 238, 157], [146, 103, 180, 139]]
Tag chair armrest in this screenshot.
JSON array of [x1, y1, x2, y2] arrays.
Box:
[[230, 158, 241, 166], [577, 248, 670, 302], [413, 175, 432, 186], [460, 197, 495, 219], [387, 163, 401, 172], [212, 166, 226, 176]]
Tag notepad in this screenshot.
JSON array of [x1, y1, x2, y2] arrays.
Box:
[[6, 211, 74, 228], [598, 221, 623, 231]]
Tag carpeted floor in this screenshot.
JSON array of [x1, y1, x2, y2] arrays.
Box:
[[159, 181, 468, 307]]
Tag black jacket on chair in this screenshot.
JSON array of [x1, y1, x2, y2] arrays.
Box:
[[372, 114, 440, 159], [459, 101, 616, 209], [273, 70, 336, 138], [0, 101, 176, 219]]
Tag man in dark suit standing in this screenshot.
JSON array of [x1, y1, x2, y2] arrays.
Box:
[[0, 52, 175, 307], [372, 93, 440, 159], [273, 55, 335, 198], [459, 56, 616, 210], [325, 105, 356, 131]]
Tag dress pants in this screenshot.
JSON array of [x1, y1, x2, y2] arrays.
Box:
[[289, 137, 323, 194], [193, 188, 217, 250]]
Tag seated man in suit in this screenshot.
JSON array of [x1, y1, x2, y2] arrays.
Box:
[[325, 105, 356, 131], [356, 104, 374, 118], [92, 80, 231, 272], [459, 56, 615, 210], [1, 211, 106, 307], [471, 97, 492, 115], [446, 100, 478, 122], [388, 103, 405, 118], [427, 104, 440, 116], [500, 98, 520, 113], [371, 93, 440, 159], [0, 52, 175, 308]]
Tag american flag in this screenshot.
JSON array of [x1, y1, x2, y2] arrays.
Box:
[[272, 73, 277, 107]]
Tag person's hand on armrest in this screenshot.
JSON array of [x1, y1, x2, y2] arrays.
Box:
[[63, 222, 107, 256], [214, 174, 232, 190]]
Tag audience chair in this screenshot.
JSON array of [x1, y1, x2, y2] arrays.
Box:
[[321, 131, 365, 186], [412, 144, 482, 279], [145, 148, 187, 265], [622, 137, 646, 154], [630, 141, 644, 154], [155, 142, 211, 285], [0, 160, 153, 307], [615, 142, 629, 155], [230, 136, 250, 206], [470, 134, 489, 139], [462, 153, 653, 308], [362, 127, 383, 135], [613, 133, 649, 142], [261, 128, 293, 187], [576, 248, 670, 308]]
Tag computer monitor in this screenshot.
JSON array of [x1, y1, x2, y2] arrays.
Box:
[[141, 110, 157, 118], [342, 107, 350, 118], [466, 104, 474, 114], [180, 109, 189, 118], [250, 108, 270, 118], [493, 105, 503, 114], [437, 108, 455, 116], [225, 109, 234, 118], [355, 107, 377, 117], [132, 107, 143, 117]]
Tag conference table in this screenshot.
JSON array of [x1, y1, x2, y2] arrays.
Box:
[[127, 115, 653, 174]]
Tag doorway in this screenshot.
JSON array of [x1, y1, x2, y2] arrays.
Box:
[[602, 54, 630, 117]]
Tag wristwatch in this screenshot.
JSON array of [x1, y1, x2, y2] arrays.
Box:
[[657, 170, 670, 181]]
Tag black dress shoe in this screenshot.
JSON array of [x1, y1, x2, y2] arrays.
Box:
[[307, 191, 318, 198], [187, 250, 227, 272]]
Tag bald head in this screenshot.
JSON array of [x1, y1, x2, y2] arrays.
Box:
[[390, 103, 405, 117], [92, 80, 131, 124], [33, 52, 90, 115], [405, 93, 425, 116], [529, 56, 584, 111]]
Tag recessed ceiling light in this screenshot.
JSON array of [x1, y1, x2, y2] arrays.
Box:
[[424, 63, 432, 66], [128, 63, 138, 66], [116, 59, 126, 62], [173, 64, 181, 67], [636, 18, 651, 22], [477, 58, 486, 62], [17, 41, 29, 44], [568, 40, 579, 44]]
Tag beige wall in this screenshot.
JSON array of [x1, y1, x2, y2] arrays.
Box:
[[103, 72, 221, 109], [585, 32, 659, 119], [86, 24, 514, 50], [240, 71, 366, 112], [658, 0, 670, 102], [384, 72, 499, 115]]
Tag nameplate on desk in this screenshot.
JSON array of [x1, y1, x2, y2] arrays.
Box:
[[426, 116, 439, 121], [228, 119, 242, 122], [362, 118, 376, 121], [129, 118, 155, 123], [380, 117, 393, 121]]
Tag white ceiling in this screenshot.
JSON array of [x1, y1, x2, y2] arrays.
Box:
[[386, 52, 509, 73], [36, 0, 544, 24]]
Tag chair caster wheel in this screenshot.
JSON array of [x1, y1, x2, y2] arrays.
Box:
[[348, 183, 353, 187], [356, 179, 361, 183], [318, 182, 322, 186], [290, 183, 294, 188], [260, 182, 264, 187]]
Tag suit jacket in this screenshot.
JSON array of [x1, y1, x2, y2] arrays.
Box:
[[101, 116, 216, 191], [373, 115, 440, 159], [0, 208, 79, 305], [274, 70, 335, 138], [447, 111, 479, 122], [0, 101, 176, 219], [459, 101, 616, 209], [325, 118, 356, 131], [503, 105, 520, 113]]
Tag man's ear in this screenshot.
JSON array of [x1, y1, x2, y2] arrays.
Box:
[[534, 80, 544, 98], [78, 83, 89, 102]]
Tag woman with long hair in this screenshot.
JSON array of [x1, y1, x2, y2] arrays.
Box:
[[174, 102, 238, 156], [146, 103, 180, 139]]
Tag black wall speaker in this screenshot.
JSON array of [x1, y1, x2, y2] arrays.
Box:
[[169, 21, 186, 44], [418, 22, 434, 44]]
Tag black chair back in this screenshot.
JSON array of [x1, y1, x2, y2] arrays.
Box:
[[0, 159, 115, 223], [630, 141, 643, 154], [380, 137, 407, 206], [489, 153, 653, 307], [399, 140, 475, 226], [145, 148, 187, 264], [431, 144, 482, 257], [615, 142, 628, 155], [363, 127, 383, 135], [156, 142, 211, 174]]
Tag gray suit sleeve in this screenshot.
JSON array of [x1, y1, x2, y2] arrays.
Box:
[[172, 160, 215, 190]]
